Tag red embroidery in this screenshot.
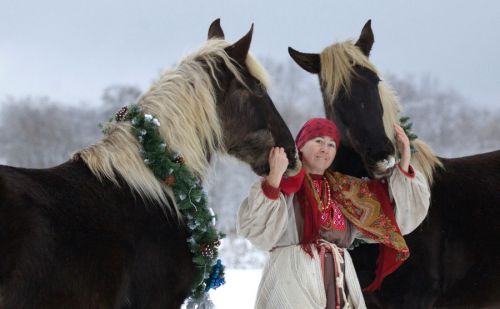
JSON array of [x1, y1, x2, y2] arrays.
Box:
[[332, 200, 346, 231], [312, 178, 346, 231]]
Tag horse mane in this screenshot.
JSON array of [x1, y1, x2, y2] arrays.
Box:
[[320, 41, 443, 184], [74, 39, 270, 210]]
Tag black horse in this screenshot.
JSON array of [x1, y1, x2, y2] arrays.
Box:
[[289, 21, 500, 308], [0, 19, 297, 309]]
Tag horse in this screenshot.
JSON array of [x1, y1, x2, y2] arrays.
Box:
[[0, 19, 298, 309], [288, 20, 500, 308]]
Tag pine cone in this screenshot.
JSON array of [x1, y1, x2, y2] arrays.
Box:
[[164, 175, 176, 186]]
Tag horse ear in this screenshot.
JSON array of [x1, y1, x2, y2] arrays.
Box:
[[208, 18, 225, 40], [355, 20, 374, 57], [288, 47, 320, 74], [225, 24, 253, 64]]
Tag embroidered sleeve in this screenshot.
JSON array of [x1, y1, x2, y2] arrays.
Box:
[[261, 179, 281, 200], [280, 167, 305, 196], [238, 180, 290, 251], [398, 164, 415, 178]]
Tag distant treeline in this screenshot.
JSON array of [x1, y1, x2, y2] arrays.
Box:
[[1, 59, 499, 267]]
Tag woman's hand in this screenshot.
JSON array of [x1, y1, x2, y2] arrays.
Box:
[[394, 124, 411, 172], [266, 147, 289, 188]]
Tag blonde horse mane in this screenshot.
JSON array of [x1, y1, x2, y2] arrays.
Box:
[[320, 41, 442, 184], [74, 39, 270, 211]]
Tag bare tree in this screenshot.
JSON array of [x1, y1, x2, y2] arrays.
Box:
[[262, 58, 324, 135], [0, 85, 143, 168], [387, 74, 500, 157], [0, 97, 101, 168], [101, 85, 142, 119]]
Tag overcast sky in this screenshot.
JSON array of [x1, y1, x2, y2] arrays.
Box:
[[1, 0, 499, 109]]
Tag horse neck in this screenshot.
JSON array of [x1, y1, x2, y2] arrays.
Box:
[[331, 145, 370, 178]]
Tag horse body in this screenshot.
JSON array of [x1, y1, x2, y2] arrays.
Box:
[[425, 151, 500, 308], [0, 160, 193, 308], [0, 20, 297, 308], [289, 21, 500, 308], [353, 150, 500, 308]]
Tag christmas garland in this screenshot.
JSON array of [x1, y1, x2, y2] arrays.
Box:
[[399, 116, 418, 153], [108, 105, 225, 300]]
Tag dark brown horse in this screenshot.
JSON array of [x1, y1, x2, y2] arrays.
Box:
[[0, 20, 297, 309], [289, 20, 500, 308]]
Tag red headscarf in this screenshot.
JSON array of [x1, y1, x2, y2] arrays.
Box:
[[295, 118, 340, 150], [280, 118, 340, 197]]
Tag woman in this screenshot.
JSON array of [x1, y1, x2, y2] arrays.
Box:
[[238, 118, 430, 308]]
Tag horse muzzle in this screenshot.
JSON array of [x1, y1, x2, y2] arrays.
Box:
[[370, 155, 396, 178]]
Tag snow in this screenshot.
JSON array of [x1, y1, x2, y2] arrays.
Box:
[[183, 269, 262, 309], [211, 269, 262, 308]]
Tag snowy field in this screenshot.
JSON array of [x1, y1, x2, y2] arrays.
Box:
[[183, 269, 262, 309]]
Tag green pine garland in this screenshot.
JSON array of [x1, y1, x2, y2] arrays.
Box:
[[399, 116, 418, 153], [104, 105, 225, 300]]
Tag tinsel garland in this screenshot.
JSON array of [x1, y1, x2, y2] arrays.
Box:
[[106, 105, 225, 301]]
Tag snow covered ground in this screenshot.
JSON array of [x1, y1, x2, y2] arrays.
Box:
[[211, 269, 262, 308], [183, 269, 262, 309]]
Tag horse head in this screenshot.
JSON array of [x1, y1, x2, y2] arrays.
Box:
[[76, 19, 297, 208], [207, 19, 298, 175], [288, 20, 397, 178]]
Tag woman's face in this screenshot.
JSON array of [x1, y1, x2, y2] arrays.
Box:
[[300, 136, 337, 175]]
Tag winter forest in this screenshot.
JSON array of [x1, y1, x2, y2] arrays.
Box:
[[1, 57, 499, 272]]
